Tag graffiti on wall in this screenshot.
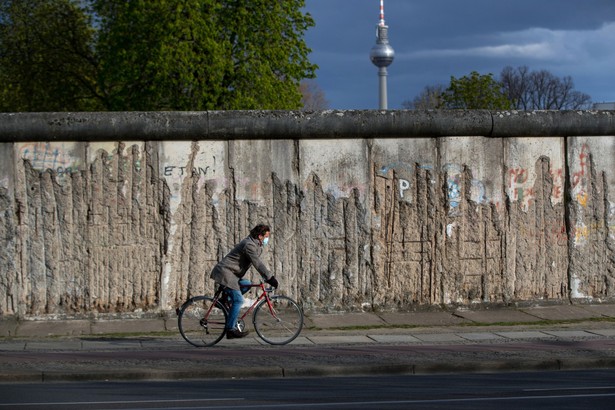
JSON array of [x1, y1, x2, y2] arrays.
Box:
[[572, 219, 615, 247], [379, 162, 489, 214], [508, 167, 533, 210], [163, 165, 211, 178], [571, 143, 590, 208], [378, 162, 417, 202], [442, 163, 488, 215], [517, 223, 568, 246], [570, 143, 592, 248], [162, 161, 221, 206], [507, 165, 564, 211], [19, 142, 81, 179], [399, 179, 410, 199]]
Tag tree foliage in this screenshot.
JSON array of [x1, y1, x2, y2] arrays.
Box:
[[440, 71, 512, 110], [0, 0, 101, 111], [401, 85, 445, 110], [215, 0, 317, 110], [0, 0, 317, 111], [403, 66, 592, 110], [299, 80, 329, 111], [93, 0, 228, 110]]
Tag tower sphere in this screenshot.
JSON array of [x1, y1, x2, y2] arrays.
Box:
[[370, 42, 395, 67], [370, 25, 395, 68]]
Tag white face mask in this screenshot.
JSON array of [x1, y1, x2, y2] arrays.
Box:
[[262, 237, 270, 246]]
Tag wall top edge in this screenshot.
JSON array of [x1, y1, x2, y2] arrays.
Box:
[[1, 110, 614, 142]]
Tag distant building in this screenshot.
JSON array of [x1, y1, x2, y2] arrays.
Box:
[[593, 102, 615, 110]]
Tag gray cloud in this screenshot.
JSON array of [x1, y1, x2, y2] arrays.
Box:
[[305, 0, 615, 109]]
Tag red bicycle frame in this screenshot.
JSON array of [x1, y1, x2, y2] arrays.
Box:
[[212, 282, 279, 321]]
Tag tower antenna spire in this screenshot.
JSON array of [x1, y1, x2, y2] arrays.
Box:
[[370, 0, 395, 109]]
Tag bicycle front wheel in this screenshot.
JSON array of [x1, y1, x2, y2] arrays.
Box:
[[178, 296, 227, 347], [253, 295, 303, 345]]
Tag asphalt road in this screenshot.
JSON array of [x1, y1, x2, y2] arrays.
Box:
[[1, 370, 615, 409]]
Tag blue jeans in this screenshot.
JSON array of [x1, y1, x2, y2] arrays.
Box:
[[226, 289, 243, 330], [225, 279, 251, 330]]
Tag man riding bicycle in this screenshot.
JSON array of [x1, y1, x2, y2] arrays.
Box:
[[210, 224, 278, 339]]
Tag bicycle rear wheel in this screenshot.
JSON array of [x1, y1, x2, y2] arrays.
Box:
[[178, 296, 227, 347], [253, 295, 303, 345]]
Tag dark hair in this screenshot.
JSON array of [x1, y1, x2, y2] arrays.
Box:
[[250, 224, 270, 238]]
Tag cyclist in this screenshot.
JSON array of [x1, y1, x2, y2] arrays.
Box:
[[210, 224, 279, 339]]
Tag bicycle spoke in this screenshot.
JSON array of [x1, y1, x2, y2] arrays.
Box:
[[253, 295, 303, 345], [178, 296, 227, 347]]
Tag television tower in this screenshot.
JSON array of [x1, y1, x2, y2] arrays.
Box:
[[370, 0, 395, 109]]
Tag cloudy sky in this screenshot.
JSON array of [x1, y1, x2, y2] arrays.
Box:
[[303, 0, 615, 110]]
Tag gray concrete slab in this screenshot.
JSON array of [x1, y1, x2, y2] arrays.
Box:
[[0, 342, 26, 351], [24, 340, 83, 351], [141, 339, 187, 349], [453, 309, 542, 324], [253, 336, 314, 346], [378, 311, 468, 327], [413, 333, 466, 343], [16, 320, 90, 337], [458, 332, 505, 341], [0, 320, 18, 337], [80, 339, 145, 350], [587, 329, 615, 337], [520, 305, 600, 321], [542, 330, 600, 338], [578, 304, 615, 318], [367, 334, 423, 343], [91, 319, 167, 335], [495, 331, 555, 340], [307, 313, 387, 329], [284, 336, 314, 346], [223, 337, 262, 346], [163, 318, 179, 332], [306, 335, 374, 344]]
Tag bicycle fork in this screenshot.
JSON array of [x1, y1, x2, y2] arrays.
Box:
[[264, 298, 282, 322]]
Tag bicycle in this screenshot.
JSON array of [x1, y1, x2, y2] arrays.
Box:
[[177, 282, 304, 347]]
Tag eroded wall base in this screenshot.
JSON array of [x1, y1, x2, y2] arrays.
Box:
[[0, 135, 614, 317]]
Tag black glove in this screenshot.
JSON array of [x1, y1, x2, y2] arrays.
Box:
[[266, 276, 279, 289]]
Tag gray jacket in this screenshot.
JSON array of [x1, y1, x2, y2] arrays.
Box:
[[210, 236, 273, 290]]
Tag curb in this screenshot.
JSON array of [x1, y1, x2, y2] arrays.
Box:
[[3, 358, 615, 383]]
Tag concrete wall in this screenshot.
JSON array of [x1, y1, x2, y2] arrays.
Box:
[[0, 111, 614, 318]]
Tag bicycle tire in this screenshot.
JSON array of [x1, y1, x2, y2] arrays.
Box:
[[178, 296, 227, 347], [253, 295, 303, 345]]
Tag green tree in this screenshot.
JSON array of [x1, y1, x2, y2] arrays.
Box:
[[215, 0, 317, 110], [0, 0, 102, 111], [0, 0, 317, 111], [93, 0, 230, 110], [440, 71, 511, 110]]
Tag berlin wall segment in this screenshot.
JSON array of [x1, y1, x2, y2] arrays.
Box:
[[0, 111, 614, 319]]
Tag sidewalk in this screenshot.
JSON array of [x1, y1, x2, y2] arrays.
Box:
[[1, 303, 615, 382]]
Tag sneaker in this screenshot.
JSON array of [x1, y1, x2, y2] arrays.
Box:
[[226, 328, 250, 339]]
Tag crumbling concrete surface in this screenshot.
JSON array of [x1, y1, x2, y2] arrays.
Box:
[[0, 111, 614, 318]]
